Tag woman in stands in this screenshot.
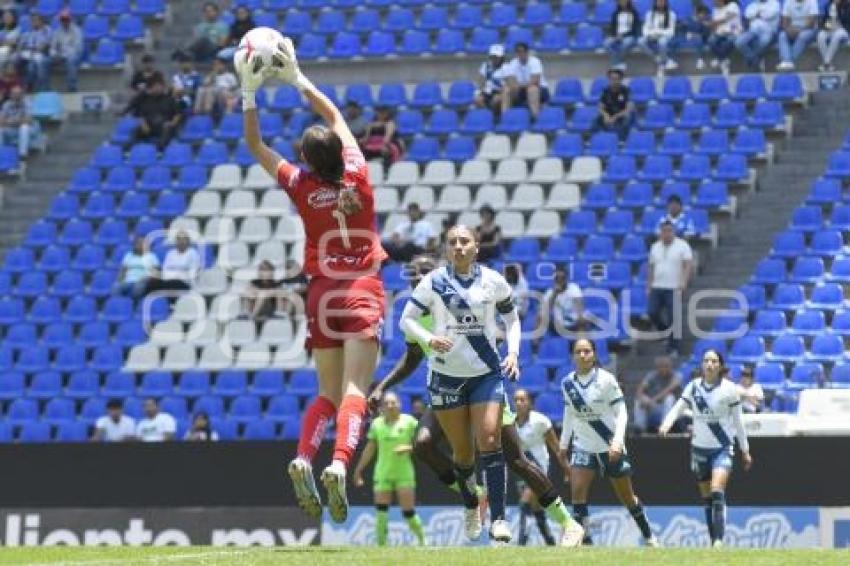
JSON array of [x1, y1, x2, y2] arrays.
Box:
[[353, 391, 426, 546], [560, 338, 658, 546], [659, 348, 753, 547], [359, 105, 404, 167], [399, 225, 520, 543], [238, 39, 387, 524], [513, 388, 570, 546]]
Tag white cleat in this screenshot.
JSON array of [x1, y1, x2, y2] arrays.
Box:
[[464, 507, 482, 540], [489, 519, 512, 544], [713, 539, 724, 548], [288, 458, 322, 519], [321, 460, 349, 524], [560, 520, 585, 547], [645, 535, 661, 547]]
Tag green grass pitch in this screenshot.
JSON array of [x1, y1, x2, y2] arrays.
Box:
[[0, 547, 847, 566]]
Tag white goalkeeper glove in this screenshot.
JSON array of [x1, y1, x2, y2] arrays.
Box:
[[236, 51, 266, 111], [270, 36, 313, 92]]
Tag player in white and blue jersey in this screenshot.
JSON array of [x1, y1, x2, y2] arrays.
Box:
[[659, 348, 753, 548], [560, 338, 658, 547], [400, 225, 520, 544]]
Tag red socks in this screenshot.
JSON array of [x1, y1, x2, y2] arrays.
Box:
[[332, 395, 368, 468], [296, 395, 336, 463]]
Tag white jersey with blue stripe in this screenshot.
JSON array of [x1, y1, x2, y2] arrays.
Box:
[[681, 378, 743, 452], [406, 264, 512, 378], [515, 410, 553, 472], [560, 367, 626, 454]]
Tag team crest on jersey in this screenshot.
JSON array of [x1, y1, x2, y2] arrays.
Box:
[[307, 187, 339, 209]]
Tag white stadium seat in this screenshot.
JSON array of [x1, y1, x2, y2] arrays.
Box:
[[196, 267, 229, 296], [222, 190, 256, 216], [161, 343, 197, 371], [456, 159, 491, 185], [528, 157, 565, 184], [424, 213, 447, 235], [420, 160, 456, 186], [400, 185, 436, 210], [224, 319, 257, 348], [171, 294, 205, 323], [217, 242, 251, 270], [125, 344, 161, 372], [494, 211, 525, 238], [236, 344, 271, 369], [368, 160, 384, 185], [198, 343, 234, 370], [566, 156, 602, 183], [381, 212, 407, 238], [385, 161, 419, 186], [455, 211, 480, 228], [472, 184, 508, 210], [185, 319, 219, 346], [492, 158, 528, 185], [253, 240, 287, 266], [207, 164, 242, 190], [150, 319, 184, 346], [242, 163, 276, 189], [209, 294, 242, 323], [274, 215, 305, 243], [435, 185, 472, 212], [273, 346, 309, 369], [238, 217, 272, 244], [374, 187, 400, 214], [509, 184, 545, 211], [258, 318, 295, 346], [203, 217, 236, 244], [477, 134, 512, 161], [525, 210, 562, 237], [258, 189, 292, 216], [546, 183, 582, 210], [186, 191, 221, 218], [167, 218, 202, 244], [514, 133, 548, 160]]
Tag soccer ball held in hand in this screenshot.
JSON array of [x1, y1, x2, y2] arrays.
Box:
[[233, 27, 291, 81]]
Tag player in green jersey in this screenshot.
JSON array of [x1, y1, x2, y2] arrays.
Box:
[[354, 391, 426, 546], [369, 256, 583, 547]]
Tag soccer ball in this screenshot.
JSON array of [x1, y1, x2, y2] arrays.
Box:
[[233, 27, 289, 77]]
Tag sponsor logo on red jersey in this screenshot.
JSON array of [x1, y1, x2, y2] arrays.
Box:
[[307, 187, 338, 209]]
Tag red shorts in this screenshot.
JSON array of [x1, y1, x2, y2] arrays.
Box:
[[305, 274, 385, 349]]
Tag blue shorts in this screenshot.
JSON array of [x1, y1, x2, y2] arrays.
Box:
[[427, 370, 505, 411], [570, 448, 633, 478], [691, 446, 733, 482]]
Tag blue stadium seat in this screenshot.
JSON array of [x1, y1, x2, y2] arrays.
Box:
[[640, 155, 673, 183], [748, 101, 784, 129], [677, 154, 711, 183], [151, 192, 186, 218], [460, 108, 494, 135], [752, 257, 786, 285], [676, 102, 711, 130], [66, 370, 100, 400], [551, 132, 583, 158], [790, 205, 823, 233], [114, 320, 145, 348], [586, 132, 619, 158], [432, 28, 464, 54], [714, 102, 747, 129], [426, 109, 459, 136], [570, 25, 603, 50], [769, 74, 804, 102], [696, 129, 729, 156], [444, 136, 476, 161], [831, 363, 850, 387], [111, 116, 138, 145], [754, 362, 786, 389], [602, 155, 636, 184], [28, 296, 60, 325], [47, 194, 79, 221], [619, 234, 648, 262], [81, 193, 115, 220], [101, 371, 134, 398], [242, 420, 276, 440], [585, 77, 609, 104], [591, 0, 616, 25], [102, 166, 136, 193], [83, 14, 109, 42], [523, 2, 553, 26], [0, 369, 24, 400], [90, 344, 124, 373], [79, 321, 110, 349], [116, 192, 149, 219], [138, 371, 173, 398], [269, 85, 302, 112], [180, 115, 214, 143], [694, 182, 729, 209], [641, 103, 676, 130], [296, 33, 327, 60], [216, 114, 243, 142], [830, 204, 850, 230], [551, 78, 584, 106], [101, 296, 134, 323], [342, 83, 373, 108], [249, 370, 284, 397], [520, 365, 549, 395], [488, 2, 517, 27], [99, 0, 130, 16], [316, 9, 345, 34], [329, 31, 361, 58], [733, 75, 767, 102], [122, 398, 144, 420], [174, 371, 210, 398], [418, 5, 449, 30], [505, 238, 540, 263], [52, 270, 85, 298], [15, 272, 48, 299], [396, 110, 423, 136], [377, 83, 407, 107], [714, 153, 748, 182], [411, 82, 443, 109], [91, 143, 123, 169], [658, 130, 690, 157], [808, 283, 844, 311], [350, 8, 380, 33], [288, 369, 318, 397], [56, 421, 89, 442], [582, 235, 615, 261], [16, 345, 51, 374], [89, 38, 124, 66], [38, 245, 70, 273], [659, 76, 692, 104], [810, 229, 843, 257], [601, 210, 634, 237], [542, 236, 578, 262], [78, 397, 107, 425], [113, 14, 144, 41], [229, 394, 262, 423], [628, 77, 657, 104], [505, 26, 534, 51], [496, 108, 531, 134], [407, 138, 440, 163], [453, 4, 483, 28], [194, 142, 228, 167], [559, 1, 588, 23], [43, 397, 76, 426], [536, 25, 569, 52], [808, 334, 845, 363], [193, 395, 225, 418], [175, 165, 207, 191], [214, 370, 249, 397], [732, 128, 766, 156], [790, 309, 826, 336], [532, 106, 566, 133], [468, 26, 500, 53], [536, 337, 570, 368], [695, 76, 730, 103], [17, 421, 51, 443], [584, 183, 617, 209], [362, 31, 394, 57], [138, 166, 172, 192], [5, 246, 34, 273], [161, 396, 188, 421], [564, 210, 597, 237], [6, 322, 38, 350], [790, 256, 824, 284], [770, 230, 805, 259], [772, 283, 806, 310], [0, 297, 24, 325], [281, 11, 311, 37], [751, 310, 786, 337], [728, 335, 765, 364]]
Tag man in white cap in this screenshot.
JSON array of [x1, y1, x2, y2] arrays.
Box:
[[474, 44, 507, 113]]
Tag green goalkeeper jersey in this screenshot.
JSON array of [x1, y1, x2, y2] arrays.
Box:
[[368, 414, 418, 480]]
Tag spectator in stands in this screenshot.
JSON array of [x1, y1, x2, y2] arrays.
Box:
[[383, 203, 437, 262], [777, 0, 819, 70], [682, 5, 713, 70], [360, 105, 403, 166], [707, 0, 743, 75], [193, 57, 238, 119], [279, 258, 308, 324], [91, 399, 136, 442], [593, 67, 635, 141], [817, 0, 850, 71], [146, 230, 201, 294], [242, 260, 281, 320], [116, 236, 160, 298], [411, 398, 427, 421], [737, 365, 765, 413], [0, 10, 21, 70], [500, 42, 549, 119], [343, 101, 368, 139], [539, 266, 586, 335], [657, 195, 696, 237], [136, 398, 176, 442], [633, 355, 682, 433], [172, 51, 202, 115], [18, 13, 51, 91], [437, 214, 458, 253], [0, 62, 22, 103], [639, 0, 679, 74], [186, 2, 229, 63], [647, 221, 693, 356], [606, 0, 642, 70], [218, 5, 254, 61], [736, 0, 781, 70], [185, 412, 219, 441], [504, 263, 530, 318], [474, 44, 508, 113], [476, 204, 503, 263], [50, 9, 83, 92], [0, 85, 32, 158], [130, 77, 181, 150], [129, 53, 162, 97]]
